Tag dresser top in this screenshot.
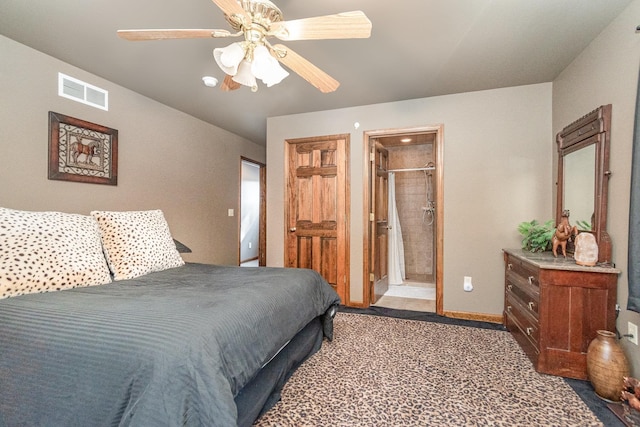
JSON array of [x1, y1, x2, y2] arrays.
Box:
[[503, 248, 621, 274]]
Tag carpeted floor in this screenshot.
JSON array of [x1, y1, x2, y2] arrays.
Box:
[[255, 309, 625, 426]]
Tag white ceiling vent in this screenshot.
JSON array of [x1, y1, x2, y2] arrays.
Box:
[[58, 73, 108, 111]]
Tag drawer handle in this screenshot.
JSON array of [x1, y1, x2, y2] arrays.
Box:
[[528, 301, 535, 311], [507, 263, 513, 270], [526, 327, 533, 336], [507, 284, 513, 291], [528, 276, 535, 285]]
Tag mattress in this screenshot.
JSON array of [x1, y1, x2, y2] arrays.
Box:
[[0, 263, 340, 426]]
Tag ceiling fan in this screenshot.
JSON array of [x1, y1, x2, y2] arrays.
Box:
[[117, 0, 372, 93]]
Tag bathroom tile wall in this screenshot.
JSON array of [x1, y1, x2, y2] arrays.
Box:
[[388, 143, 435, 283]]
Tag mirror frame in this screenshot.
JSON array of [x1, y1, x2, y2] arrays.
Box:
[[556, 104, 612, 264]]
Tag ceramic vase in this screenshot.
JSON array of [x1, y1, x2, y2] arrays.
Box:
[[586, 330, 630, 401]]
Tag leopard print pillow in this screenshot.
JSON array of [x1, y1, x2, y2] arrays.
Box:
[[0, 207, 112, 299], [91, 210, 184, 281]]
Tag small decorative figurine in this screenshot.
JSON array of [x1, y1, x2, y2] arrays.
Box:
[[621, 377, 640, 412], [552, 210, 577, 258]]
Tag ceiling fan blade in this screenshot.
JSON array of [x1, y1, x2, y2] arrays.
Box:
[[271, 44, 339, 93], [117, 29, 233, 41], [220, 74, 241, 91], [270, 11, 372, 41], [211, 0, 250, 21]]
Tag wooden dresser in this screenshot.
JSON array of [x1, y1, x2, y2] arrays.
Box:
[[503, 249, 620, 379]]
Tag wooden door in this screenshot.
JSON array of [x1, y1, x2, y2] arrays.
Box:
[[370, 141, 389, 303], [285, 135, 349, 303]]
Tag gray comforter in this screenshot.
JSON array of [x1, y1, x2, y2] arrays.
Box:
[[0, 263, 340, 427]]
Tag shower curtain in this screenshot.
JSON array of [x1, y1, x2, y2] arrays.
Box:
[[388, 172, 406, 285]]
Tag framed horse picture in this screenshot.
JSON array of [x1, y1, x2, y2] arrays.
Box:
[[48, 111, 118, 185]]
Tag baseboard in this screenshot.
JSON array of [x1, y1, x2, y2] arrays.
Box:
[[345, 300, 368, 308], [444, 310, 503, 324]]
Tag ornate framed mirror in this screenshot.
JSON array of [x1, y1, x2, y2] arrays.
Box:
[[556, 104, 612, 264]]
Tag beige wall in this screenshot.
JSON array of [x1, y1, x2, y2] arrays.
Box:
[[267, 83, 553, 314], [552, 0, 640, 375], [0, 35, 265, 266]]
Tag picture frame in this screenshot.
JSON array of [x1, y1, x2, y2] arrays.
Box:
[[48, 111, 118, 185]]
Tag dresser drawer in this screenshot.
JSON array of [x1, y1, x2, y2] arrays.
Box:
[[506, 276, 539, 317], [505, 293, 539, 351], [506, 255, 539, 288]]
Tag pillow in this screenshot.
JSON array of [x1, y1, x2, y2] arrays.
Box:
[[173, 238, 192, 253], [91, 210, 184, 280], [0, 207, 112, 299]]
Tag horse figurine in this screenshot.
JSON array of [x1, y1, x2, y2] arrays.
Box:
[[552, 210, 578, 257], [70, 135, 100, 165]]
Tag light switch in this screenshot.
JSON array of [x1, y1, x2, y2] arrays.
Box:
[[228, 209, 234, 217]]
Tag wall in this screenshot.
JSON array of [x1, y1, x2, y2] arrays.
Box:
[[267, 83, 553, 314], [552, 0, 640, 375], [0, 35, 265, 265]]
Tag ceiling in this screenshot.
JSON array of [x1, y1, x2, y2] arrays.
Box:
[[0, 0, 632, 145]]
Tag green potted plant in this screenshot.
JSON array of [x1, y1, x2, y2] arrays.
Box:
[[517, 219, 555, 252]]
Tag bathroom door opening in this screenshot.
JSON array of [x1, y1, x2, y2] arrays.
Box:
[[364, 126, 443, 314]]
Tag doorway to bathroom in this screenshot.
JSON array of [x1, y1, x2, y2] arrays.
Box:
[[363, 125, 443, 314]]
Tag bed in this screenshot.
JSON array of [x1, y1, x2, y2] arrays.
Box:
[[0, 208, 340, 427]]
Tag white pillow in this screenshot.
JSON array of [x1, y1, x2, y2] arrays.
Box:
[[0, 207, 112, 299], [91, 210, 184, 280]]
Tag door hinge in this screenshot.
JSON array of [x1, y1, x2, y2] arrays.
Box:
[[369, 212, 374, 221], [370, 146, 375, 161], [369, 273, 375, 282]]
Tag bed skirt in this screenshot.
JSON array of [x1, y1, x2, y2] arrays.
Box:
[[235, 316, 324, 426]]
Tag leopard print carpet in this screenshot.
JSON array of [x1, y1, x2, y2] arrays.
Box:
[[255, 313, 603, 426]]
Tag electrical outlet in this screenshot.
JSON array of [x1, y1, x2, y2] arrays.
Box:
[[629, 322, 638, 345], [463, 276, 473, 292]]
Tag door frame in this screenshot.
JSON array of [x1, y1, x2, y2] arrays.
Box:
[[362, 125, 444, 314], [239, 157, 267, 266]]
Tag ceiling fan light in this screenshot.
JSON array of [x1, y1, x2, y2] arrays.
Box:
[[251, 45, 289, 87], [261, 63, 289, 87], [232, 59, 257, 89], [251, 45, 274, 79], [213, 42, 245, 75]]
